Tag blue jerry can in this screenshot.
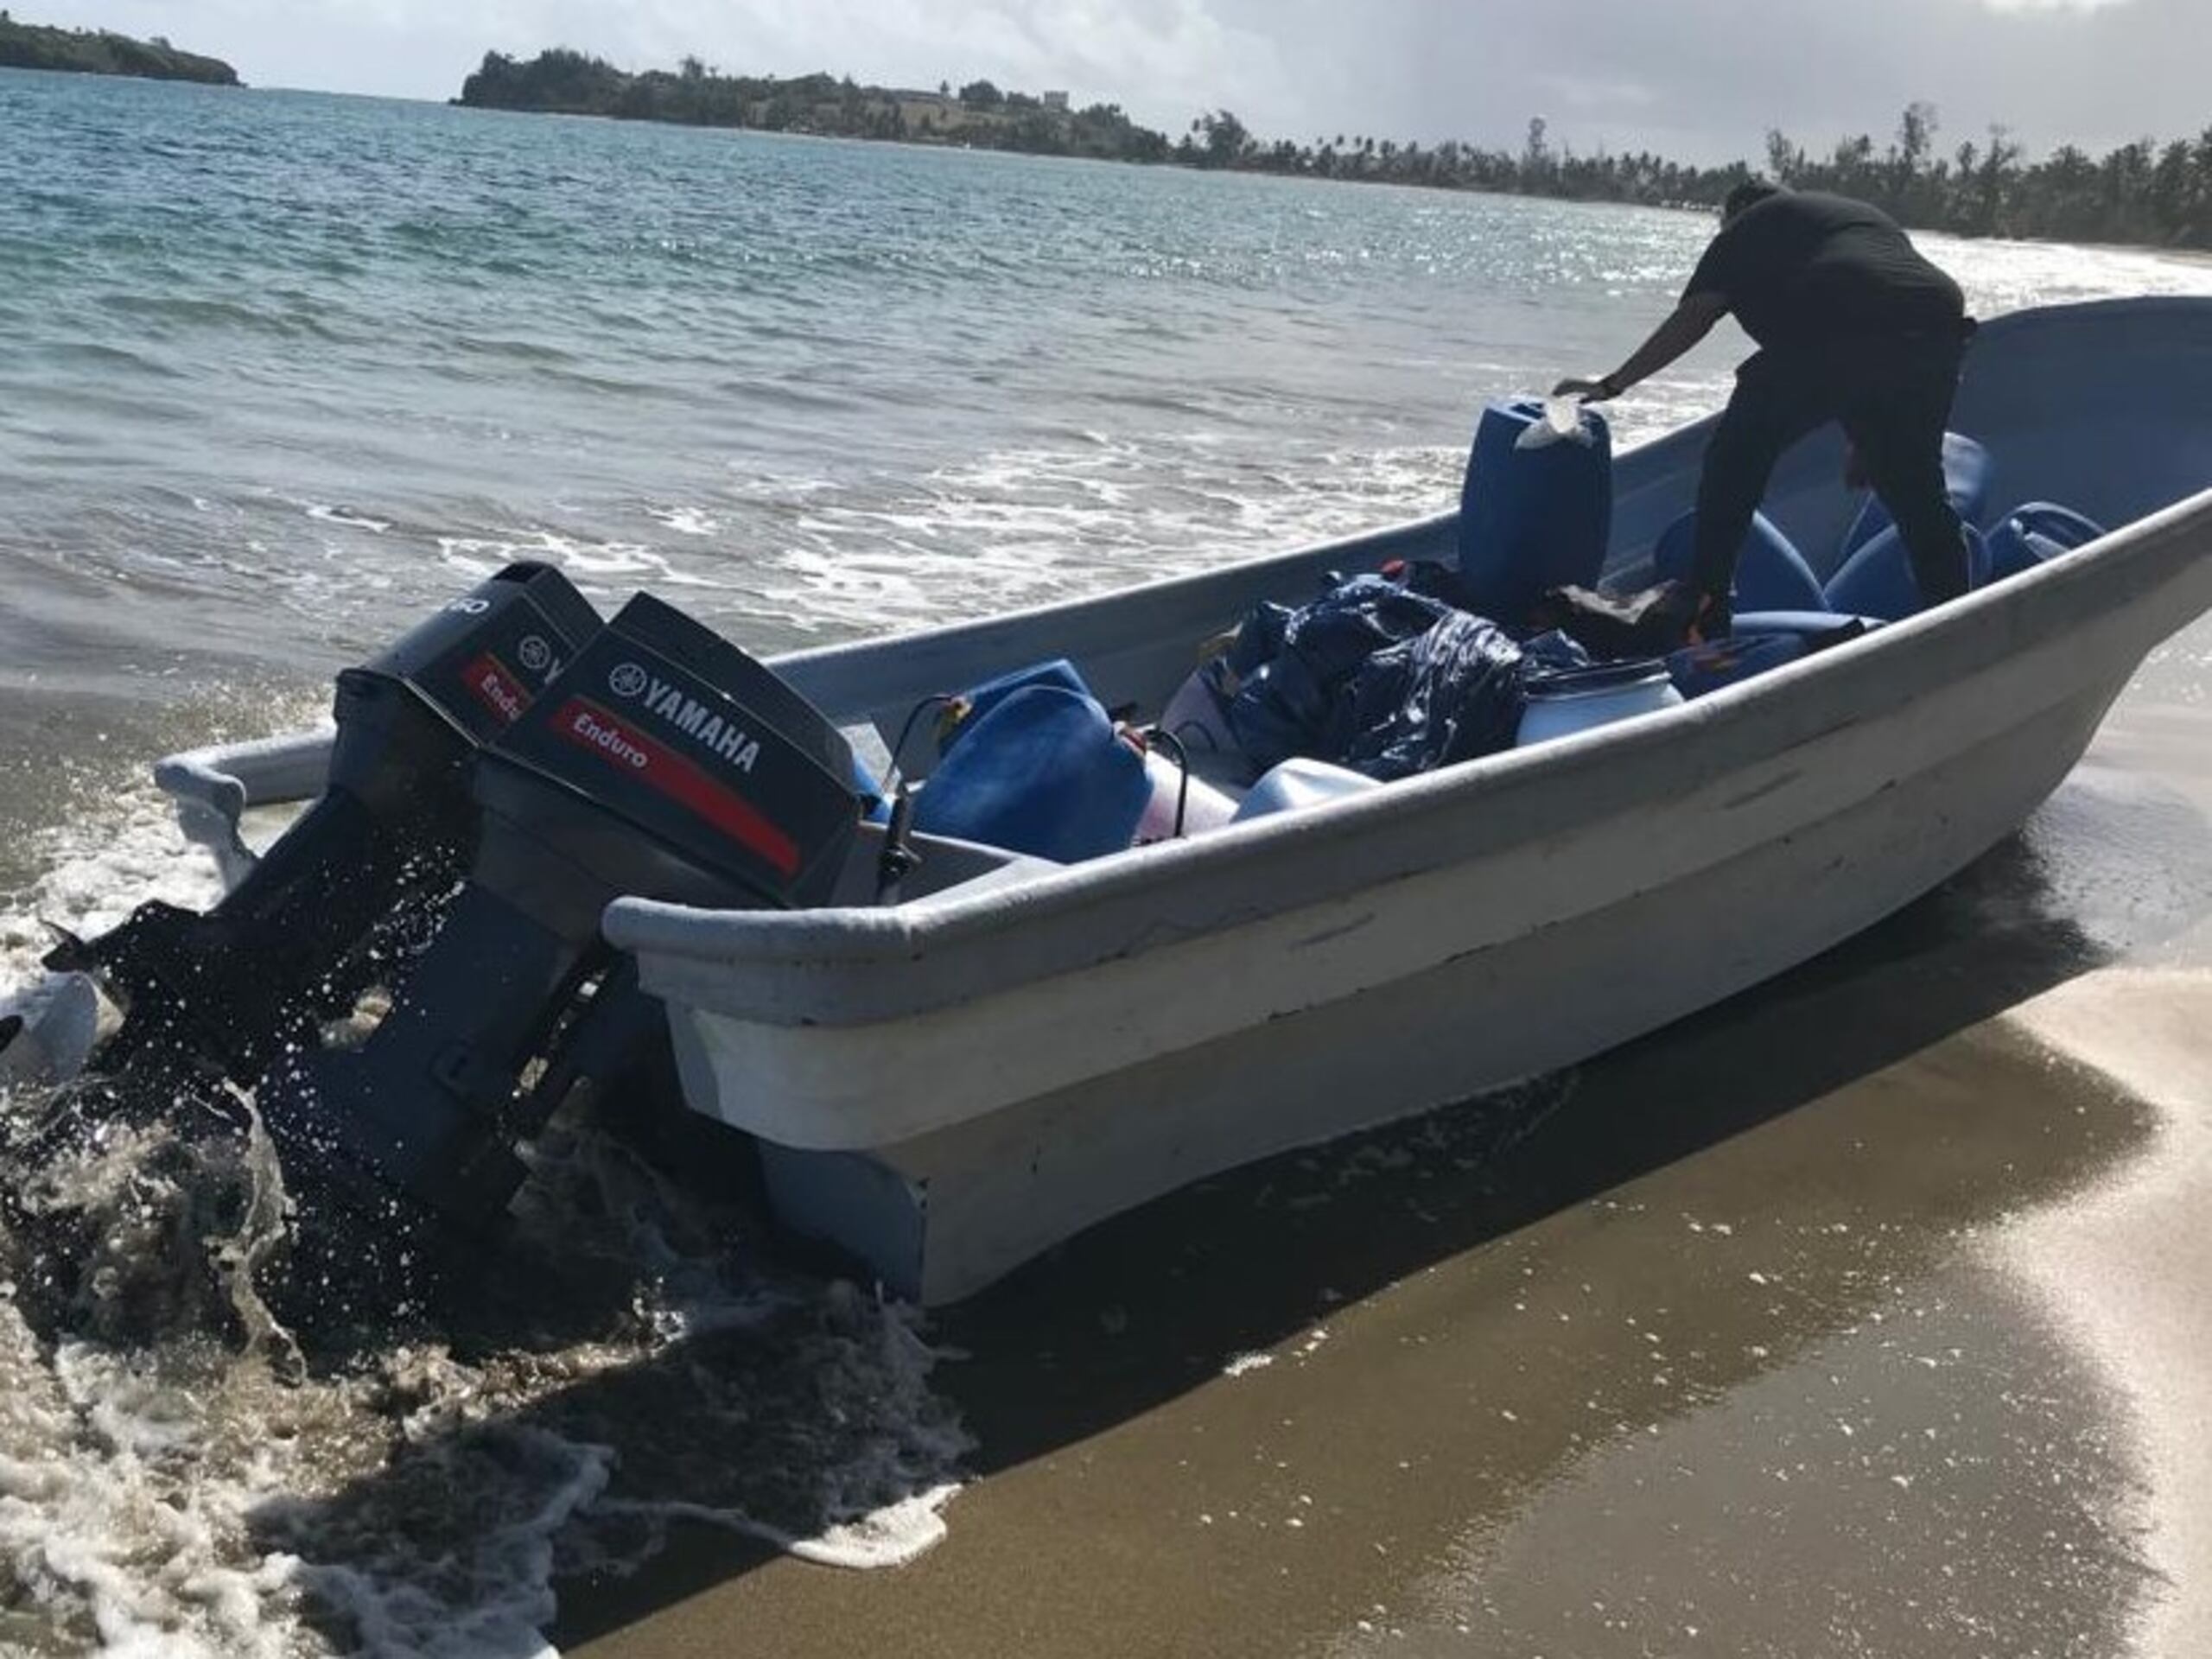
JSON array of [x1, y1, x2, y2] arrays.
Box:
[[912, 685, 1151, 862], [1456, 399, 1613, 626]]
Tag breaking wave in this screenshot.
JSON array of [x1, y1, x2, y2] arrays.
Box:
[[0, 781, 971, 1656]]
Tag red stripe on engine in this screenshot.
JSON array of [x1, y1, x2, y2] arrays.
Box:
[[461, 652, 532, 725], [547, 696, 802, 879]]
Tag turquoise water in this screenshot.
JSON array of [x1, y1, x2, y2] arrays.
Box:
[[3, 68, 2212, 1657]]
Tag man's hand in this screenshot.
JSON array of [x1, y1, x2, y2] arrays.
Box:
[[1552, 376, 1614, 404], [1554, 296, 1725, 410]]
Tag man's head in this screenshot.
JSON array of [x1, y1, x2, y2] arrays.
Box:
[[1722, 180, 1786, 224]]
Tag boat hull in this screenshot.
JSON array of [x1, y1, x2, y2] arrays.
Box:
[[742, 671, 2125, 1303], [639, 506, 2190, 1300]]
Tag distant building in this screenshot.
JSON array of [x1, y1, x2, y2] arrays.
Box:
[[1042, 90, 1070, 112]]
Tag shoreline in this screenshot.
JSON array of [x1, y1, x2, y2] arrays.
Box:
[[450, 49, 2212, 257], [444, 100, 2212, 263], [2006, 971, 2212, 1659]]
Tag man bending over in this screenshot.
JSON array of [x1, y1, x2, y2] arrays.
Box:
[[1556, 181, 1976, 638]]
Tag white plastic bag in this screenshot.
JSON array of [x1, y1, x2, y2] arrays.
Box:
[[1513, 394, 1596, 452]]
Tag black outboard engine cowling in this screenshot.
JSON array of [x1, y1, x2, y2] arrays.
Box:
[[260, 593, 860, 1232], [52, 563, 601, 1077]]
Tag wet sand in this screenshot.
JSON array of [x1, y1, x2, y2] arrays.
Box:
[[551, 658, 2212, 1659]]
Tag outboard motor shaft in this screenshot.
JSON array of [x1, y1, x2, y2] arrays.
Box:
[[53, 563, 601, 1077], [260, 593, 861, 1231]]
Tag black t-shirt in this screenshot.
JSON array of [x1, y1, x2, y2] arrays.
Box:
[[1684, 192, 1965, 350]]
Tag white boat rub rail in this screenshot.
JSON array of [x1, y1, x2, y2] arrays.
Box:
[[153, 725, 339, 887]]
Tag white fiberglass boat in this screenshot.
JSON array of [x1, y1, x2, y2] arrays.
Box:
[[146, 297, 2212, 1303]]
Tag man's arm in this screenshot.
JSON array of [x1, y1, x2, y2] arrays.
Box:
[[1554, 290, 1730, 403]]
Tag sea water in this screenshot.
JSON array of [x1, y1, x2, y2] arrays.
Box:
[[3, 66, 2211, 1655]]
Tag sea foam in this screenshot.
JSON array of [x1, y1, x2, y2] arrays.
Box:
[[0, 775, 972, 1655]]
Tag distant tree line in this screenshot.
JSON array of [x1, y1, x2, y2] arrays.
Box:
[[1758, 101, 2212, 247], [458, 51, 2212, 251], [457, 50, 1167, 162], [0, 13, 238, 84]]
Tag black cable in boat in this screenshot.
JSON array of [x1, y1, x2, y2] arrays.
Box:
[[1144, 727, 1192, 840], [876, 693, 963, 905], [885, 692, 963, 795]]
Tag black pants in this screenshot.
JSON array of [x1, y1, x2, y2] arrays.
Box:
[[1690, 327, 1974, 613]]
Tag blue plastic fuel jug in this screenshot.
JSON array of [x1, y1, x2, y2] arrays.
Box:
[[912, 685, 1150, 862], [1457, 399, 1613, 626], [940, 658, 1094, 754], [1651, 510, 1825, 613], [1839, 432, 1993, 559], [1986, 502, 2105, 582], [1823, 524, 1992, 621], [1667, 633, 1809, 700]]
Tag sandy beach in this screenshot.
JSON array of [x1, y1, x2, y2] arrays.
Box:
[[556, 635, 2212, 1658]]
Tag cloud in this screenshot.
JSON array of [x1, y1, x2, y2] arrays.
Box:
[[1204, 0, 2211, 161], [22, 0, 2208, 162]]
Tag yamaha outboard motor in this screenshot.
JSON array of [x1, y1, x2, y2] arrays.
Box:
[[52, 563, 601, 1077], [259, 592, 860, 1236]]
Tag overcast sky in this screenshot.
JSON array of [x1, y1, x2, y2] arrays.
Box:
[[24, 0, 2209, 162]]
